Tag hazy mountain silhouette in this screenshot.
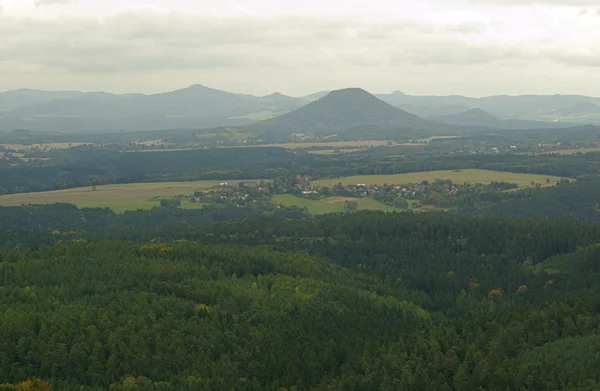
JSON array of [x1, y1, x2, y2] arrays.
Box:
[[0, 85, 304, 132], [251, 88, 451, 136], [3, 85, 600, 133], [431, 108, 571, 130]]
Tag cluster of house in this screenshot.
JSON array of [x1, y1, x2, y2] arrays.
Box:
[[188, 181, 269, 207], [298, 181, 460, 200]]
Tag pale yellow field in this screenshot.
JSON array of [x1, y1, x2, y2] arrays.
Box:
[[540, 147, 600, 155], [0, 180, 259, 212], [316, 169, 565, 188], [307, 149, 365, 155], [10, 153, 51, 162], [416, 136, 462, 143], [1, 142, 91, 151], [121, 136, 460, 153], [225, 140, 394, 149]]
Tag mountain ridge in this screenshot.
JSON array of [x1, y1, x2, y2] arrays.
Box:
[[2, 85, 600, 132]]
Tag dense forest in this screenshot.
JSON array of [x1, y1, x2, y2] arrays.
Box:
[[2, 208, 600, 389], [3, 143, 600, 195]]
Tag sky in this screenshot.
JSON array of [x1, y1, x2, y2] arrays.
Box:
[[0, 0, 599, 97]]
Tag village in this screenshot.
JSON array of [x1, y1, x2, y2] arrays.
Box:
[[181, 175, 522, 212]]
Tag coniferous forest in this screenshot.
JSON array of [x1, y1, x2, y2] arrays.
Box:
[[2, 206, 600, 390]]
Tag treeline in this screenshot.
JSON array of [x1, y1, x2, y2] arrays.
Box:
[[460, 177, 600, 222], [0, 203, 308, 235]]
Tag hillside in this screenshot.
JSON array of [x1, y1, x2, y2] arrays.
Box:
[[431, 108, 568, 130], [252, 88, 451, 137], [557, 101, 600, 115], [0, 85, 306, 132], [377, 91, 600, 123], [0, 89, 84, 111]]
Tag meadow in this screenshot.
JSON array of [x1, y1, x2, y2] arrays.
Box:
[[315, 169, 564, 188], [273, 194, 399, 215], [0, 180, 246, 213]]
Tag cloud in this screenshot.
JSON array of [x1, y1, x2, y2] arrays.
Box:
[[0, 13, 517, 74], [34, 0, 76, 6], [464, 0, 600, 5], [1, 5, 600, 95]]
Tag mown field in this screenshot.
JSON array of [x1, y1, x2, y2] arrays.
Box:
[[540, 147, 600, 155], [0, 181, 249, 213], [316, 169, 565, 188], [1, 142, 91, 151], [273, 194, 399, 215], [307, 149, 365, 155]]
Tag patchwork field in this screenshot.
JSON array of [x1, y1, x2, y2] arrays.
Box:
[[315, 169, 565, 188], [273, 194, 399, 215], [0, 180, 252, 213]]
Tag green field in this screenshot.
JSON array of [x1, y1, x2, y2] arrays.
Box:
[[315, 169, 565, 188], [273, 194, 399, 215], [0, 181, 251, 213]]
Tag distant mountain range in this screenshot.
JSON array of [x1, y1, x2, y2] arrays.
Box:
[[430, 108, 571, 130], [0, 85, 307, 132], [374, 91, 600, 121], [252, 88, 439, 134], [1, 84, 600, 134]]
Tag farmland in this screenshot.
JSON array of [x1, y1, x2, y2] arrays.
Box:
[[1, 142, 92, 151], [315, 169, 565, 188], [225, 140, 396, 149], [273, 194, 399, 215], [307, 149, 365, 155], [540, 147, 600, 155], [0, 180, 252, 213]]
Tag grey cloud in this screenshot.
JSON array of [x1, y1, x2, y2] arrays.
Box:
[[0, 11, 595, 77]]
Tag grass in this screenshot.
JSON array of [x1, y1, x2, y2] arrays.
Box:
[[315, 169, 565, 188], [273, 194, 399, 215], [0, 180, 257, 212]]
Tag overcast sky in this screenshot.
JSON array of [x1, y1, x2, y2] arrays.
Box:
[[1, 0, 599, 96]]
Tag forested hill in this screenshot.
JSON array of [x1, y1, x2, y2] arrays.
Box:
[[2, 211, 600, 389]]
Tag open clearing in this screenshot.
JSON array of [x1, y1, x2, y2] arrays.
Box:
[[123, 137, 459, 153], [1, 142, 91, 151], [226, 140, 395, 149], [315, 169, 565, 188], [307, 149, 365, 155], [0, 180, 255, 213], [273, 194, 399, 215], [540, 147, 600, 155]]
